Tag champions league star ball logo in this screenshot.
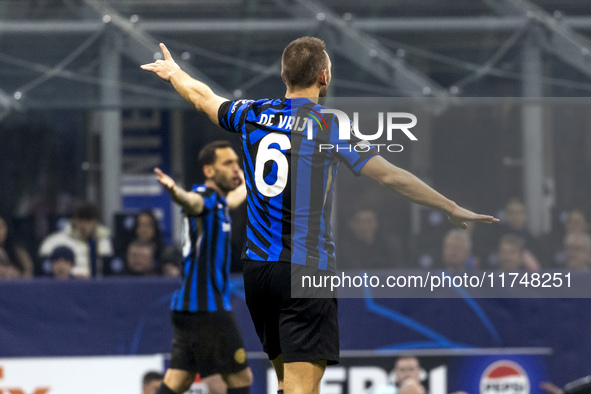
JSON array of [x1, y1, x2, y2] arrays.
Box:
[[480, 360, 530, 394]]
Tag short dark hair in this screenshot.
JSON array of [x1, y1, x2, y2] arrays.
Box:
[[198, 140, 233, 166], [142, 371, 164, 386], [49, 246, 75, 265], [73, 202, 100, 221], [281, 36, 328, 89]]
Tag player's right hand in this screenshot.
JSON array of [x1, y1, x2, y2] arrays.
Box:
[[154, 167, 176, 192], [140, 43, 181, 82]]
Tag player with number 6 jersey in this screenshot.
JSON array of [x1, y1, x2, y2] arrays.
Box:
[[218, 97, 377, 272], [141, 36, 499, 394]]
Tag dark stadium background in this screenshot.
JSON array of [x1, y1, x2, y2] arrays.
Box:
[[1, 1, 591, 393]]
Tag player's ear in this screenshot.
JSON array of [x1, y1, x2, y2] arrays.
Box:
[[281, 72, 287, 85], [203, 164, 214, 179], [319, 69, 328, 86]]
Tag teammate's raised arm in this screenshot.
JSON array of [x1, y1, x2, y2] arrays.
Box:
[[154, 167, 205, 215], [141, 43, 228, 125], [359, 156, 499, 229]]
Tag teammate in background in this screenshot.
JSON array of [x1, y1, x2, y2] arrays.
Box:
[[153, 141, 252, 394], [142, 37, 498, 394]]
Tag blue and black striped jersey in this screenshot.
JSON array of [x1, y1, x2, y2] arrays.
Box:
[[171, 185, 232, 312], [218, 97, 378, 272]]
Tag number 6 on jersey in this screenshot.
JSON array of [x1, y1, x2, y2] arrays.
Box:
[[254, 133, 291, 197]]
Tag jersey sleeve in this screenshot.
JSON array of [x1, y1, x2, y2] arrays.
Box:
[[217, 99, 254, 133], [189, 186, 217, 216], [330, 117, 379, 175]]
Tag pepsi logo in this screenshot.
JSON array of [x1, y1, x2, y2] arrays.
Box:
[[480, 360, 530, 394]]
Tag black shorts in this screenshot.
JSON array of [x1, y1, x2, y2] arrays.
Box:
[[169, 310, 248, 377], [243, 260, 339, 365]]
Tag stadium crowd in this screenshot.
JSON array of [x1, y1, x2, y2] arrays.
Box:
[[0, 196, 589, 280], [337, 198, 590, 272], [0, 202, 183, 280]]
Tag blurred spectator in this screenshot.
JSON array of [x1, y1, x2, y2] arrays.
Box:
[[339, 208, 406, 270], [372, 356, 425, 394], [142, 371, 164, 394], [497, 234, 525, 271], [564, 232, 591, 271], [564, 209, 589, 235], [116, 210, 165, 260], [131, 210, 165, 261], [484, 198, 541, 270], [442, 229, 478, 271], [125, 241, 156, 276], [497, 234, 540, 272], [0, 215, 33, 277], [16, 173, 77, 241], [536, 209, 590, 267], [502, 198, 532, 242], [408, 210, 450, 269], [0, 247, 22, 279], [49, 246, 76, 280], [158, 245, 183, 277], [38, 202, 114, 278]]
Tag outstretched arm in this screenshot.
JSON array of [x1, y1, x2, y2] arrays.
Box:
[[360, 156, 499, 229], [141, 43, 227, 125], [154, 167, 205, 215]]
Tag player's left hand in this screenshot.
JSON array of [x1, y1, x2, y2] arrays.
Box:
[[447, 205, 500, 230], [140, 43, 181, 82], [154, 167, 176, 192]]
